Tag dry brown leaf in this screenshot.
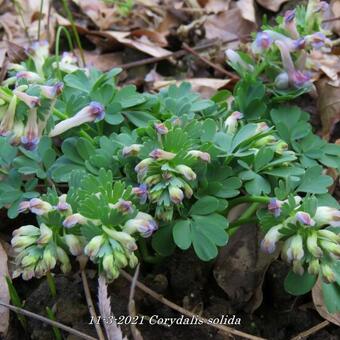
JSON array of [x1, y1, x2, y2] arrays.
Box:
[[72, 0, 119, 31], [0, 241, 9, 337], [237, 0, 256, 24], [204, 0, 231, 13], [312, 277, 340, 326], [79, 50, 123, 71], [103, 30, 171, 57], [331, 0, 340, 35], [204, 7, 255, 42], [213, 224, 279, 313], [153, 78, 230, 98], [316, 77, 340, 139], [256, 0, 289, 12]]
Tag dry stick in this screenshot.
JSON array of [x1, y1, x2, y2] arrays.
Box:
[[290, 320, 330, 340], [81, 270, 106, 340], [0, 300, 96, 340], [182, 42, 239, 79], [120, 270, 265, 340], [117, 36, 248, 69]]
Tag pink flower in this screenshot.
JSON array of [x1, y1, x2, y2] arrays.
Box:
[[21, 109, 40, 150], [154, 122, 168, 135], [13, 89, 40, 108], [40, 82, 64, 99], [295, 211, 315, 226], [252, 32, 273, 54], [149, 149, 176, 160]]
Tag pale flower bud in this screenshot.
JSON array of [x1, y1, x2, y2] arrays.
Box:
[[292, 260, 304, 275], [224, 111, 243, 134], [16, 71, 43, 83], [260, 224, 283, 254], [56, 194, 72, 213], [29, 198, 52, 216], [0, 95, 17, 136], [122, 144, 143, 157], [306, 233, 323, 258], [43, 246, 57, 270], [175, 164, 196, 181], [110, 199, 133, 214], [308, 259, 320, 275], [154, 122, 168, 135], [132, 184, 148, 204], [149, 148, 176, 160], [319, 240, 340, 257], [37, 223, 53, 245], [226, 49, 254, 72], [169, 186, 184, 205], [134, 158, 153, 175], [56, 247, 71, 273], [40, 82, 64, 99], [187, 150, 211, 163], [84, 235, 104, 258], [321, 263, 336, 283], [64, 234, 83, 256], [102, 226, 137, 252], [295, 212, 315, 226], [317, 229, 340, 243], [13, 89, 40, 108], [12, 225, 40, 237], [63, 213, 88, 228], [289, 234, 304, 261], [314, 207, 340, 227]]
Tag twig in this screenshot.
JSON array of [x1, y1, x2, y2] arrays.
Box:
[[117, 36, 249, 69], [81, 269, 105, 340], [290, 320, 330, 340], [128, 265, 143, 340], [120, 270, 265, 340], [0, 300, 96, 340], [182, 42, 238, 78], [323, 16, 340, 23]]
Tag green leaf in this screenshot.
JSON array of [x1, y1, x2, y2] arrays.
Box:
[[124, 111, 156, 127], [284, 270, 317, 295], [173, 220, 192, 250], [64, 71, 91, 93], [191, 224, 218, 261], [297, 166, 333, 194], [190, 196, 220, 215], [152, 224, 176, 256], [254, 148, 274, 172], [321, 281, 340, 313]]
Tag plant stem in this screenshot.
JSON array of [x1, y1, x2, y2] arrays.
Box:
[[46, 272, 57, 298], [226, 195, 271, 212], [61, 0, 85, 66], [138, 238, 164, 264], [37, 0, 44, 41], [46, 307, 62, 340]]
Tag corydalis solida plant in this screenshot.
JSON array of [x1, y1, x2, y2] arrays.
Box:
[[2, 1, 340, 314]]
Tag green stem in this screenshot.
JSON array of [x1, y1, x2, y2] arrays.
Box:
[[138, 239, 164, 264], [46, 272, 57, 298], [226, 195, 271, 212], [55, 25, 74, 79], [61, 0, 85, 66], [37, 0, 44, 41], [46, 307, 62, 340]]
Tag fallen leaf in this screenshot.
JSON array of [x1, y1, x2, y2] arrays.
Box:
[[256, 0, 289, 12], [80, 50, 123, 71], [316, 77, 340, 139], [330, 0, 340, 35], [153, 78, 230, 98], [0, 241, 9, 337], [204, 0, 231, 13], [312, 277, 340, 326], [204, 7, 255, 42], [103, 30, 171, 57], [213, 224, 279, 312], [237, 0, 256, 24]]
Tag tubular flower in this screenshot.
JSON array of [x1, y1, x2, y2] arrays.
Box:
[[36, 223, 53, 245], [11, 120, 25, 145], [154, 122, 168, 135], [175, 165, 196, 181], [224, 111, 243, 134], [109, 199, 133, 214], [317, 229, 340, 243], [63, 213, 88, 228], [132, 184, 148, 204], [308, 258, 320, 275], [63, 234, 84, 256], [21, 109, 40, 150], [295, 211, 315, 226], [123, 212, 158, 238], [283, 10, 299, 39], [260, 225, 283, 254], [306, 233, 323, 258], [49, 101, 105, 137], [40, 82, 64, 99], [321, 263, 336, 283], [268, 199, 282, 217], [16, 71, 43, 83], [13, 89, 40, 108], [30, 40, 49, 77], [84, 235, 105, 259], [226, 49, 254, 72], [313, 206, 340, 227], [103, 226, 137, 252], [122, 144, 143, 157], [29, 198, 53, 216], [0, 95, 17, 136], [149, 148, 176, 160], [286, 234, 304, 262], [56, 194, 72, 213], [169, 186, 184, 205], [187, 150, 211, 162]]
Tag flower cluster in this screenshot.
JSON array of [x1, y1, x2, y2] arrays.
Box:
[[124, 123, 210, 221], [13, 172, 158, 281], [261, 199, 340, 283], [226, 1, 332, 91]]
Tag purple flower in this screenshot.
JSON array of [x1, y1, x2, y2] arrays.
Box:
[[110, 199, 133, 214], [252, 32, 273, 54], [314, 206, 340, 227], [284, 10, 295, 23], [154, 122, 168, 135], [29, 198, 52, 215], [260, 225, 283, 254], [307, 32, 330, 49], [63, 213, 87, 228], [18, 201, 30, 213], [20, 109, 40, 150], [169, 186, 184, 205], [122, 144, 142, 157], [132, 184, 148, 204], [268, 198, 282, 217], [49, 101, 105, 137], [13, 89, 40, 109], [16, 71, 43, 83], [40, 82, 64, 99], [295, 211, 315, 226], [293, 38, 306, 50], [291, 70, 311, 88], [123, 212, 158, 238], [56, 194, 71, 213]]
